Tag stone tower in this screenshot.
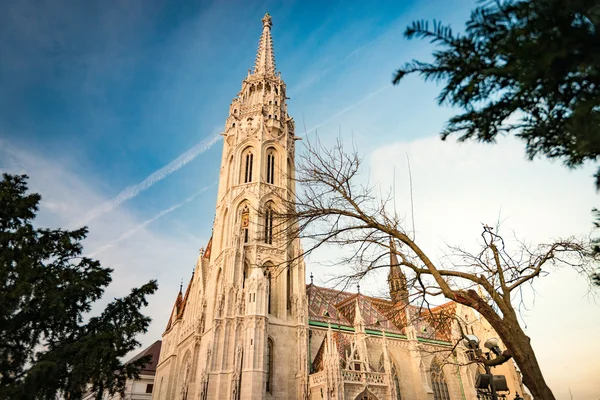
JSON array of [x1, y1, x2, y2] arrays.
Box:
[[153, 13, 308, 400], [388, 239, 409, 304]]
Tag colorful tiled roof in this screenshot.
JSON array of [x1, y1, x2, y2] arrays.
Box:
[[306, 284, 455, 341]]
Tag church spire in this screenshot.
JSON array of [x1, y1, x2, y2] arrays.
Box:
[[388, 238, 409, 304], [253, 13, 276, 76]]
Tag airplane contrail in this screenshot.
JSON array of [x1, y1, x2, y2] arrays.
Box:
[[88, 186, 212, 257], [305, 85, 391, 134], [77, 84, 389, 228], [75, 133, 221, 227]]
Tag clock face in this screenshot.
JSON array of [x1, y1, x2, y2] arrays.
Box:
[[241, 211, 250, 228]]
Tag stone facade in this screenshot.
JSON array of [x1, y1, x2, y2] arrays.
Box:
[[152, 14, 528, 400]]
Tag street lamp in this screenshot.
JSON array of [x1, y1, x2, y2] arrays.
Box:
[[462, 334, 511, 400], [484, 337, 503, 357]]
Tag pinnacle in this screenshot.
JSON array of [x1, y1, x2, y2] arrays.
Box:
[[253, 13, 276, 76]]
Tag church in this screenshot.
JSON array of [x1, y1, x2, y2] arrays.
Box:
[[152, 14, 527, 400]]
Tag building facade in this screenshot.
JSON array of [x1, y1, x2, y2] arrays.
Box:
[[152, 14, 527, 400], [84, 340, 161, 400]]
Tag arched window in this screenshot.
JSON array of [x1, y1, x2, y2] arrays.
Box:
[[287, 157, 294, 193], [392, 363, 402, 400], [241, 205, 249, 243], [266, 270, 272, 314], [266, 338, 274, 393], [242, 262, 249, 289], [429, 360, 450, 400], [286, 267, 291, 311], [264, 204, 273, 244], [226, 155, 234, 189], [242, 149, 254, 183], [266, 149, 276, 184]]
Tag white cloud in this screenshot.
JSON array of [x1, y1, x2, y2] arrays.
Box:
[[74, 133, 221, 227], [0, 142, 208, 353], [367, 135, 599, 399], [87, 185, 213, 258]]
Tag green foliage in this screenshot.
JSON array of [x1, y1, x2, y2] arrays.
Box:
[[0, 174, 158, 400], [393, 0, 600, 188]]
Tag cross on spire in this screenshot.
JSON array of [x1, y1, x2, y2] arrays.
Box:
[[253, 13, 276, 76]]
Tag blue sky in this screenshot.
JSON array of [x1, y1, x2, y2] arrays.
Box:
[[1, 0, 599, 397]]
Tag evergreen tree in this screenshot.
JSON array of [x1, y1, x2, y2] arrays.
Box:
[[393, 0, 600, 188], [0, 174, 158, 400]]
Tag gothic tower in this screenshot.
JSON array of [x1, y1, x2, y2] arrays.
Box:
[[388, 239, 409, 304], [153, 14, 308, 400]]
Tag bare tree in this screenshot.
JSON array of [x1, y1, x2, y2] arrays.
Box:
[[279, 138, 598, 400]]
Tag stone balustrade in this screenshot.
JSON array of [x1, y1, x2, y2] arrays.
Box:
[[308, 371, 326, 387], [308, 370, 387, 388]]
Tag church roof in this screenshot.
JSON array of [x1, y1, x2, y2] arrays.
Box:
[[164, 274, 194, 332], [306, 284, 406, 334], [306, 283, 456, 341], [125, 340, 162, 375]]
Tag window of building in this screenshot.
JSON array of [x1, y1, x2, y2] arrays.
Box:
[[241, 205, 250, 243], [266, 339, 274, 393], [146, 384, 154, 394], [266, 150, 276, 184], [264, 205, 273, 244], [266, 270, 272, 314], [243, 151, 254, 183], [430, 360, 450, 400], [286, 267, 291, 311], [392, 364, 402, 400]]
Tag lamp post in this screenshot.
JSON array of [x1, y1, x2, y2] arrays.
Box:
[[462, 335, 512, 400]]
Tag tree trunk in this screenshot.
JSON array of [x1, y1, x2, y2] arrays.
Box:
[[498, 314, 556, 400], [456, 291, 555, 399]]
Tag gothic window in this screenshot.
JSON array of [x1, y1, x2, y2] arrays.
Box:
[[266, 149, 276, 184], [266, 338, 274, 393], [266, 270, 272, 314], [392, 363, 402, 400], [287, 158, 294, 193], [429, 360, 450, 400], [286, 267, 291, 311], [241, 205, 249, 243], [264, 204, 274, 244], [242, 149, 254, 183], [227, 155, 234, 189]]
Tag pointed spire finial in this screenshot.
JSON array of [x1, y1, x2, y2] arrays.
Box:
[[179, 279, 183, 293], [262, 12, 272, 28], [253, 13, 276, 76], [310, 272, 314, 284], [357, 283, 360, 293]]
